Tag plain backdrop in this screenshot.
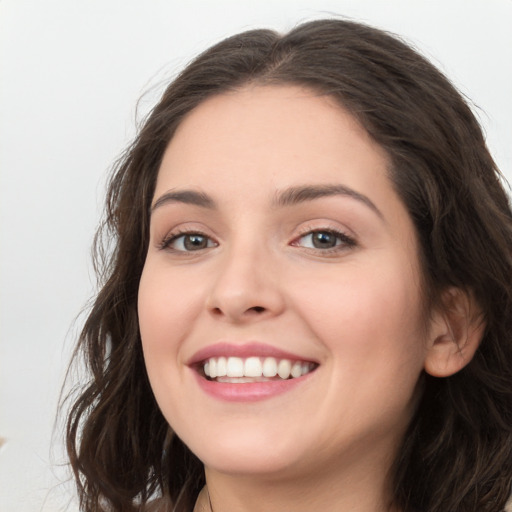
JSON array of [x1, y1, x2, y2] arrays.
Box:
[[1, 1, 511, 510]]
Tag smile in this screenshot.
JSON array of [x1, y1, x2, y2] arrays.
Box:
[[188, 342, 319, 401], [203, 356, 317, 382]]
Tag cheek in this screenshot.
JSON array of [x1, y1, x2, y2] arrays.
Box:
[[137, 262, 205, 372], [292, 259, 427, 432], [289, 257, 427, 373], [137, 262, 208, 425]]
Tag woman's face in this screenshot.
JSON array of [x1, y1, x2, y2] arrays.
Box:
[[138, 85, 433, 481]]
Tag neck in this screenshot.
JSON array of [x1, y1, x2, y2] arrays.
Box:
[[197, 451, 399, 512]]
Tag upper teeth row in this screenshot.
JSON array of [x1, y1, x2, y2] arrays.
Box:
[[203, 356, 314, 379]]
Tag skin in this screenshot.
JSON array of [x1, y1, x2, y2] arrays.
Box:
[[138, 85, 472, 512]]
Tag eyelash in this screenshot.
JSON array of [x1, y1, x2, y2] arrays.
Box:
[[158, 227, 357, 254], [291, 227, 357, 254], [158, 229, 217, 252]]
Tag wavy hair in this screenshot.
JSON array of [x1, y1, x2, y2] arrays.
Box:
[[65, 19, 512, 512]]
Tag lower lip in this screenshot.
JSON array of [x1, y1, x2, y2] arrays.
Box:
[[192, 370, 314, 402]]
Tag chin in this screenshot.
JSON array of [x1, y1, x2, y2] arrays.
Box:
[[183, 427, 306, 477]]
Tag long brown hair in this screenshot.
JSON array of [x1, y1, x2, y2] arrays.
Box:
[[65, 19, 512, 512]]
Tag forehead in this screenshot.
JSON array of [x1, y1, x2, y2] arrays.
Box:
[[155, 84, 396, 210]]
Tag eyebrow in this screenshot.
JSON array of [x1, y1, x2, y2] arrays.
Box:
[[151, 190, 216, 213], [272, 184, 383, 219], [151, 184, 383, 219]]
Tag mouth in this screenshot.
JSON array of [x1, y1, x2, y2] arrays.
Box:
[[200, 356, 318, 383], [188, 342, 319, 399]]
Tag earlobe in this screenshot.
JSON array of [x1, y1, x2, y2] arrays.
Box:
[[424, 287, 486, 378]]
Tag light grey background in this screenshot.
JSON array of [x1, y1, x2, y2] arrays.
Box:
[[1, 1, 511, 510]]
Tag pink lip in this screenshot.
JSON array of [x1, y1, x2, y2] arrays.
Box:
[[187, 342, 318, 403], [187, 341, 316, 365], [192, 371, 314, 402]]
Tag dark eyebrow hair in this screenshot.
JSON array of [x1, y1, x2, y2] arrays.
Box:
[[151, 189, 216, 213], [273, 184, 383, 219], [151, 184, 383, 219]]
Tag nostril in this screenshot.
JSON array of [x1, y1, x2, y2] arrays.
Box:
[[250, 306, 266, 313]]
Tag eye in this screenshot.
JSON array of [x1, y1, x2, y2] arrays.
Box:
[[161, 232, 217, 252], [293, 229, 356, 251]]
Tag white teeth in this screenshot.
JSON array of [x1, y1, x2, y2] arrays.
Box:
[[226, 357, 244, 377], [277, 359, 291, 379], [217, 376, 271, 383], [262, 357, 278, 377], [216, 356, 227, 377], [290, 361, 302, 378], [209, 358, 217, 378], [244, 357, 262, 377], [203, 356, 315, 380]]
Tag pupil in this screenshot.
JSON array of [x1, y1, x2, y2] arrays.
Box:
[[313, 232, 336, 248], [184, 234, 207, 250]]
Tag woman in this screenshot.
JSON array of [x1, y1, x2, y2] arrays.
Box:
[[65, 19, 512, 512]]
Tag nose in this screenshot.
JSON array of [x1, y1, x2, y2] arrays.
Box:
[[206, 243, 286, 323]]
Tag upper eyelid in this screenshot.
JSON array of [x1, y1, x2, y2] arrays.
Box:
[[157, 227, 218, 250], [293, 222, 357, 240], [155, 222, 217, 241], [158, 232, 218, 254], [293, 229, 356, 245], [155, 221, 358, 248], [166, 231, 210, 242]]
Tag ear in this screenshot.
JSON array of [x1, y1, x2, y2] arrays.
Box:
[[424, 287, 486, 378]]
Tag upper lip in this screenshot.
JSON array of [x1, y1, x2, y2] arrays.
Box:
[[187, 342, 318, 366]]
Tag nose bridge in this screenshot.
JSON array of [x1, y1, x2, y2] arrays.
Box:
[[206, 231, 284, 322]]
